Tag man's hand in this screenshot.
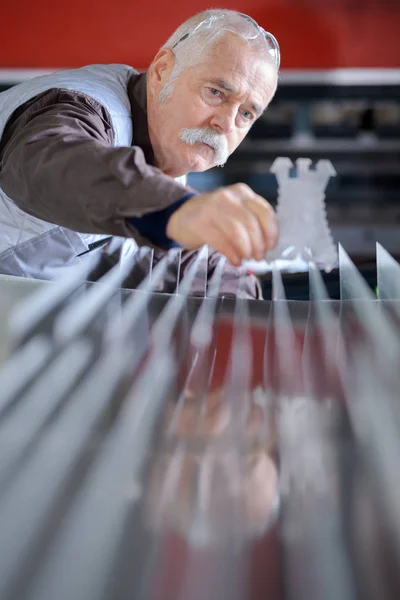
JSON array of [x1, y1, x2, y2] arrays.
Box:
[[166, 184, 279, 266]]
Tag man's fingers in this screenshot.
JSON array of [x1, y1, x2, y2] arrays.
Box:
[[228, 184, 279, 251], [212, 204, 264, 261], [165, 186, 279, 263], [216, 218, 253, 261], [201, 223, 242, 266]]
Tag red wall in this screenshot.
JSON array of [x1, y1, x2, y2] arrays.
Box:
[[1, 0, 400, 70]]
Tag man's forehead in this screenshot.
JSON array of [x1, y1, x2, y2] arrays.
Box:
[[191, 39, 275, 106]]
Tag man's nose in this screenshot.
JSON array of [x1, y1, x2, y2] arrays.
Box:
[[210, 108, 235, 135]]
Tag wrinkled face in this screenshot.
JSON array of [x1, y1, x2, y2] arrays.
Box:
[[147, 33, 278, 177]]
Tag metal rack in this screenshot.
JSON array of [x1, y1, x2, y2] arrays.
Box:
[[0, 243, 400, 599]]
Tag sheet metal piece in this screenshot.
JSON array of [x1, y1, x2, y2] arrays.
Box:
[[305, 263, 345, 397], [376, 242, 400, 300], [53, 247, 145, 345], [339, 244, 400, 376], [167, 256, 226, 427], [149, 272, 262, 600], [339, 243, 373, 301], [272, 264, 357, 600], [279, 395, 356, 600], [271, 266, 301, 397], [0, 340, 93, 491], [22, 250, 207, 600], [0, 343, 146, 599], [104, 249, 181, 346], [0, 337, 51, 418], [151, 246, 209, 347], [8, 252, 101, 347], [26, 352, 175, 600], [336, 357, 400, 600]]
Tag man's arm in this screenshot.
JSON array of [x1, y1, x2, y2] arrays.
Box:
[[0, 88, 190, 240], [0, 88, 279, 264]]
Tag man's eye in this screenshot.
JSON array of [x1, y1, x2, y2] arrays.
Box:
[[209, 88, 221, 97], [241, 110, 252, 120]]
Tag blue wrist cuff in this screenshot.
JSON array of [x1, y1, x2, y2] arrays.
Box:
[[128, 192, 196, 248]]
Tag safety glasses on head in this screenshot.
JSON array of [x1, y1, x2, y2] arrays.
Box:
[[171, 12, 281, 70], [237, 13, 281, 70]]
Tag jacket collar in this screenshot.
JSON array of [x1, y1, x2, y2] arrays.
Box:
[[127, 71, 156, 166]]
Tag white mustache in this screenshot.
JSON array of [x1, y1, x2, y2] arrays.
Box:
[[179, 127, 229, 166]]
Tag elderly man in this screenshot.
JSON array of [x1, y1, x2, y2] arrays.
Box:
[[0, 9, 280, 297]]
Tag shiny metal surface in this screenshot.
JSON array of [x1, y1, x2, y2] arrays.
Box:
[[0, 245, 400, 599]]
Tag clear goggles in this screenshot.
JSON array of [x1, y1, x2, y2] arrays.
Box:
[[171, 12, 281, 70]]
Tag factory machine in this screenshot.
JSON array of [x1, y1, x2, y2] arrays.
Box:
[[0, 237, 400, 600]]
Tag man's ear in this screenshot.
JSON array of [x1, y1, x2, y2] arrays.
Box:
[[149, 48, 176, 87]]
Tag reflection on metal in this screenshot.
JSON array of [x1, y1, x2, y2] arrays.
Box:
[[0, 246, 400, 599]]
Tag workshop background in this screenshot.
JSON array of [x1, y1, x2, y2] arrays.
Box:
[[1, 0, 400, 298]]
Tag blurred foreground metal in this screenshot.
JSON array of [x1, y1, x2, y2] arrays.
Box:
[[0, 242, 400, 600]]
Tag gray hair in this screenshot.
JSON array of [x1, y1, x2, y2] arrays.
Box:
[[157, 9, 278, 103]]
